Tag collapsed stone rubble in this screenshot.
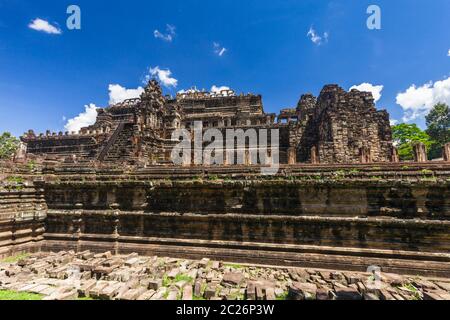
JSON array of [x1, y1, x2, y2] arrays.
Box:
[[1, 251, 449, 301]]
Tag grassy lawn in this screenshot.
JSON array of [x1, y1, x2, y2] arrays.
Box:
[[1, 253, 30, 263], [0, 290, 43, 301]]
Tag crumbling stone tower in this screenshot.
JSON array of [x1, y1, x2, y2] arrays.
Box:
[[296, 85, 393, 164]]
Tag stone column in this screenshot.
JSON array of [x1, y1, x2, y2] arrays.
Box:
[[223, 151, 229, 166], [110, 203, 121, 255], [391, 147, 400, 163], [287, 147, 296, 165], [311, 146, 319, 165], [413, 142, 428, 162], [74, 203, 83, 253], [443, 143, 450, 162]]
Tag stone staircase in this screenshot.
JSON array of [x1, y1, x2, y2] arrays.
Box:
[[102, 124, 136, 163]]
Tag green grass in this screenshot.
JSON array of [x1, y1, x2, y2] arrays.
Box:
[[193, 295, 206, 301], [0, 290, 43, 301], [399, 283, 422, 300], [276, 292, 289, 301], [1, 253, 30, 263], [224, 263, 244, 269], [163, 274, 194, 287], [174, 274, 194, 284], [162, 275, 171, 287]]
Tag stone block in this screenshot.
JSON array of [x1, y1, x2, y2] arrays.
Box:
[[288, 282, 317, 300]]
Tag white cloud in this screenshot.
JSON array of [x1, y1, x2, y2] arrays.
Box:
[[213, 42, 227, 56], [178, 88, 199, 94], [149, 66, 178, 88], [307, 26, 328, 45], [108, 84, 144, 105], [211, 85, 231, 94], [28, 18, 61, 35], [154, 24, 176, 42], [64, 104, 98, 133], [448, 49, 450, 57], [390, 119, 399, 126], [350, 83, 384, 103], [396, 76, 450, 122]]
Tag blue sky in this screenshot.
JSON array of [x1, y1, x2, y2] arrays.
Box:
[[0, 0, 449, 136]]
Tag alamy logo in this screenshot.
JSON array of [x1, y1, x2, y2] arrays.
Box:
[[171, 122, 280, 175], [367, 5, 382, 30], [66, 5, 81, 30], [366, 265, 383, 289]]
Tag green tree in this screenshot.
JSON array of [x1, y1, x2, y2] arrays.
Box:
[[0, 132, 19, 160], [426, 103, 450, 159], [391, 124, 433, 161]]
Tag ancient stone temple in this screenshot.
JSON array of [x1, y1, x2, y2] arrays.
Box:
[[21, 80, 395, 165]]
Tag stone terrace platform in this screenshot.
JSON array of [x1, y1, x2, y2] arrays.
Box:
[[1, 162, 450, 278]]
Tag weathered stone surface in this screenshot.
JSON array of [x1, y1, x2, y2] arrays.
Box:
[[334, 287, 362, 300], [289, 282, 317, 300], [182, 285, 193, 300], [1, 250, 449, 301], [204, 284, 217, 300], [222, 272, 245, 286]]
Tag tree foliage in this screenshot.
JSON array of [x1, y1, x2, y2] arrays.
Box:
[[0, 132, 20, 160], [391, 124, 433, 160], [425, 103, 450, 159]]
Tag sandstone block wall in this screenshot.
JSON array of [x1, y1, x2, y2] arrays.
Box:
[[0, 174, 47, 258]]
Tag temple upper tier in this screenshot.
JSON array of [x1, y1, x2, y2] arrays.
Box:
[[21, 80, 396, 165]]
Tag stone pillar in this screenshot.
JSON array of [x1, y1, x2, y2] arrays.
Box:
[[223, 151, 229, 166], [359, 147, 372, 164], [245, 150, 250, 165], [287, 147, 296, 165], [110, 203, 120, 255], [443, 143, 450, 162], [311, 146, 319, 165], [391, 147, 400, 163], [74, 203, 83, 253], [413, 142, 428, 162], [14, 142, 27, 162]]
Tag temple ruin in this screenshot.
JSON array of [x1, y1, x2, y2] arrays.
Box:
[[21, 80, 395, 166], [2, 80, 450, 300]]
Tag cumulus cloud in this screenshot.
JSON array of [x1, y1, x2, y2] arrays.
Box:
[[178, 88, 199, 94], [154, 24, 176, 42], [390, 119, 399, 126], [149, 66, 178, 88], [64, 104, 98, 133], [28, 18, 61, 35], [350, 83, 384, 103], [108, 84, 144, 105], [396, 76, 450, 122], [211, 85, 231, 94], [448, 49, 450, 57], [213, 42, 227, 56], [307, 26, 328, 45]]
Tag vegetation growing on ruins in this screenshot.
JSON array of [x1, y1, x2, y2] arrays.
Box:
[[1, 253, 29, 263], [0, 290, 43, 300], [426, 103, 450, 159], [392, 124, 434, 161], [392, 103, 450, 160], [0, 132, 19, 160]]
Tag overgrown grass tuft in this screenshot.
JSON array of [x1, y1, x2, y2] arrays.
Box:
[[0, 290, 43, 301], [1, 253, 30, 263]]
